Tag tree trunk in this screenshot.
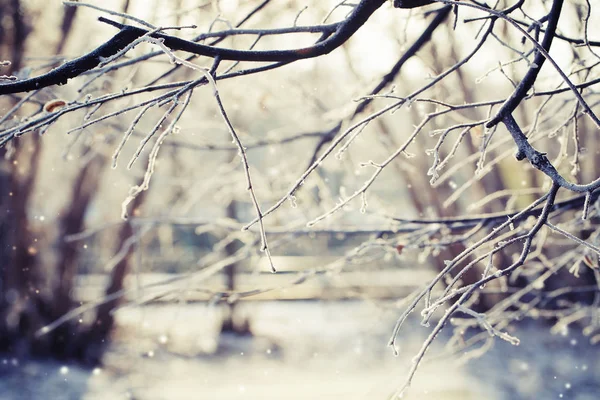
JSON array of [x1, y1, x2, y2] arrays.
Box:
[[220, 200, 251, 336], [79, 192, 147, 363], [0, 2, 139, 364]]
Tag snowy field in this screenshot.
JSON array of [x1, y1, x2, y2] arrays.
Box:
[[0, 301, 598, 400]]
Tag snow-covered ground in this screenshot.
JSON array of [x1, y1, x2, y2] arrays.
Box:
[[0, 301, 598, 399]]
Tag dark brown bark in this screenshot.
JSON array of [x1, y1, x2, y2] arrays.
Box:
[[0, 0, 44, 357], [54, 154, 106, 320], [0, 1, 119, 363], [0, 135, 48, 355], [0, 0, 30, 75]]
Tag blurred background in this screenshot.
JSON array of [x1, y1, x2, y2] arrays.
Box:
[[1, 0, 600, 399]]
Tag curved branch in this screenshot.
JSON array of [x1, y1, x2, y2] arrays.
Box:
[[503, 114, 600, 193], [388, 188, 599, 227], [0, 0, 386, 95]]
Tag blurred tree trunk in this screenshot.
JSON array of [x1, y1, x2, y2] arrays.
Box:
[[0, 134, 47, 355], [79, 192, 147, 363], [0, 1, 142, 363], [220, 199, 251, 336], [55, 5, 78, 54], [50, 152, 107, 358], [0, 0, 45, 356]]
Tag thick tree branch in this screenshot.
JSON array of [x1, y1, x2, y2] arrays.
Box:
[[0, 0, 386, 95], [486, 0, 564, 128], [503, 114, 600, 193], [0, 28, 142, 94], [393, 0, 436, 8]]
